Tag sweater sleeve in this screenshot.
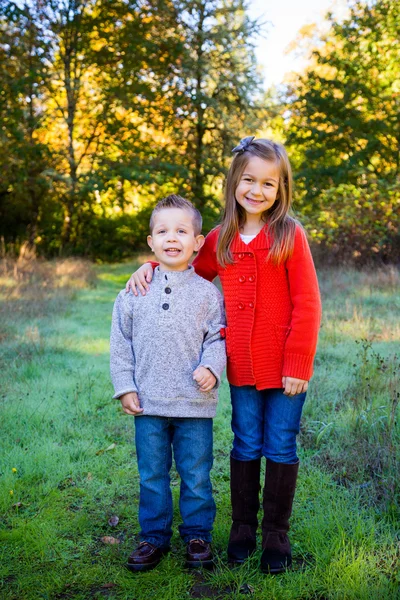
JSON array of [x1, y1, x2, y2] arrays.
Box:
[[110, 291, 138, 398], [192, 229, 219, 282], [282, 226, 322, 381], [198, 291, 227, 388]]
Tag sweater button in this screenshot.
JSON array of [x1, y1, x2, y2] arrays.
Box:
[[248, 275, 255, 282], [162, 303, 169, 310], [238, 302, 245, 310], [165, 287, 171, 294], [238, 275, 246, 283], [238, 253, 244, 259], [248, 302, 254, 308]]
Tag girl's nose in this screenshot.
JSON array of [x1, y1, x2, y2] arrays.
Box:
[[252, 182, 262, 195]]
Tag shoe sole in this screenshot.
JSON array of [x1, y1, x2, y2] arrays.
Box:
[[185, 559, 214, 570], [260, 565, 286, 574], [228, 550, 256, 565], [126, 560, 161, 572], [260, 560, 292, 575]]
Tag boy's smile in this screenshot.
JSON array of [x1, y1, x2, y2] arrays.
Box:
[[147, 207, 204, 271]]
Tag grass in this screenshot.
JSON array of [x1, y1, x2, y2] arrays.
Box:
[[1, 258, 399, 599]]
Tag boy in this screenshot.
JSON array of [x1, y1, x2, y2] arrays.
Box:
[[110, 195, 226, 572]]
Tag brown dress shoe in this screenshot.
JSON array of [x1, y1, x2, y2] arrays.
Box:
[[185, 539, 214, 569], [126, 542, 169, 572]]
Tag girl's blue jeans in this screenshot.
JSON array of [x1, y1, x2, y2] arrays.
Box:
[[134, 415, 215, 548], [230, 384, 306, 464]]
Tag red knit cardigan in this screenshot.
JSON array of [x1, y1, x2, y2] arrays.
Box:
[[191, 224, 322, 390]]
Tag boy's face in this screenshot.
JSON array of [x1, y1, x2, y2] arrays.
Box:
[[147, 207, 204, 271]]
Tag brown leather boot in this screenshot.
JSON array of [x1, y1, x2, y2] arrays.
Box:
[[227, 456, 261, 564], [261, 459, 299, 574]]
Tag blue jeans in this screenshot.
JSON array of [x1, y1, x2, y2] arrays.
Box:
[[230, 385, 306, 464], [134, 416, 215, 548]]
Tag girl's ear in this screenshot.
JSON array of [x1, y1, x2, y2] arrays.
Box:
[[194, 234, 205, 252], [147, 235, 154, 251]]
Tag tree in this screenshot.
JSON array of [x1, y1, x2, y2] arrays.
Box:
[[165, 0, 264, 212], [284, 0, 400, 205], [99, 0, 264, 216], [0, 1, 53, 251]]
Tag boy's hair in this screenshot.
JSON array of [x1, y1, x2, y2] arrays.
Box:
[[217, 139, 297, 267], [149, 195, 202, 236]]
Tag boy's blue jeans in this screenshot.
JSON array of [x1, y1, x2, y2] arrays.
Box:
[[230, 385, 306, 464], [134, 415, 215, 548]]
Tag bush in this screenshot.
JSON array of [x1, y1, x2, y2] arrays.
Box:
[[305, 179, 400, 265]]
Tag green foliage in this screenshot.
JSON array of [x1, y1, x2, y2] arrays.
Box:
[[305, 179, 400, 264], [0, 0, 263, 257], [286, 0, 400, 193], [0, 1, 54, 248], [282, 0, 400, 262]]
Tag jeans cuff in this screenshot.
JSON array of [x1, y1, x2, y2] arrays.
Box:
[[140, 536, 171, 549], [182, 534, 212, 544]]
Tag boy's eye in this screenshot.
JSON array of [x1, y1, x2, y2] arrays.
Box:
[[178, 229, 187, 234], [157, 229, 166, 234]]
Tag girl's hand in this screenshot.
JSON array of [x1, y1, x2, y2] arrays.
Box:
[[282, 377, 308, 397], [193, 367, 217, 392], [119, 392, 143, 415], [125, 263, 154, 296]]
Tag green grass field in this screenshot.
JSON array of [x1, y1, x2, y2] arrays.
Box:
[[1, 258, 399, 600]]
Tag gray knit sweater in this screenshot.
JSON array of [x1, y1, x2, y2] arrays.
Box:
[[110, 266, 226, 418]]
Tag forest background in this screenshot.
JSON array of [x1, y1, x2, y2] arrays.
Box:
[[1, 0, 399, 264]]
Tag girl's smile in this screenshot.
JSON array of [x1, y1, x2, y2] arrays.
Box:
[[235, 156, 280, 224]]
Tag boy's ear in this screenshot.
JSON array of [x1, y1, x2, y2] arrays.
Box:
[[194, 234, 205, 252], [147, 235, 154, 251]]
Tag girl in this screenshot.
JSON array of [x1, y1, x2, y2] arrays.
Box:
[[126, 137, 322, 574]]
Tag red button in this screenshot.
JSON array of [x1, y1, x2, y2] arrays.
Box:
[[239, 275, 246, 283], [238, 253, 244, 259], [248, 275, 255, 282], [238, 303, 245, 310], [249, 302, 254, 308]]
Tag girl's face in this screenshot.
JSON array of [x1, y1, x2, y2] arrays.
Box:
[[235, 155, 280, 218]]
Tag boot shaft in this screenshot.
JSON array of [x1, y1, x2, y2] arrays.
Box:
[[230, 456, 261, 525], [262, 459, 299, 534]]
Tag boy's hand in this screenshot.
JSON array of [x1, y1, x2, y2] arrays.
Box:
[[119, 392, 143, 415], [282, 377, 308, 397], [193, 367, 217, 392], [125, 263, 154, 296]]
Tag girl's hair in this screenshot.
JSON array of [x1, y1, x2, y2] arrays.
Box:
[[217, 139, 297, 267]]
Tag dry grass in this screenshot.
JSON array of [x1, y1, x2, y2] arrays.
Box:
[[0, 256, 96, 338]]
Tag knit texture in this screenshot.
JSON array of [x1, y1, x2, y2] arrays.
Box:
[[192, 224, 321, 389], [110, 266, 226, 418]]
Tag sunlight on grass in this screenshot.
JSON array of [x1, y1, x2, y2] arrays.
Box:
[[1, 262, 399, 599]]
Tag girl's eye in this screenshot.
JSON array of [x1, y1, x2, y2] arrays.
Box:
[[244, 178, 253, 182]]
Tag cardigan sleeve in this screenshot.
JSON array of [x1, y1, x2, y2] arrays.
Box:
[[192, 229, 219, 282], [282, 226, 322, 381]]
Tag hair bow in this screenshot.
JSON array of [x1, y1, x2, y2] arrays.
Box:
[[232, 136, 255, 154]]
